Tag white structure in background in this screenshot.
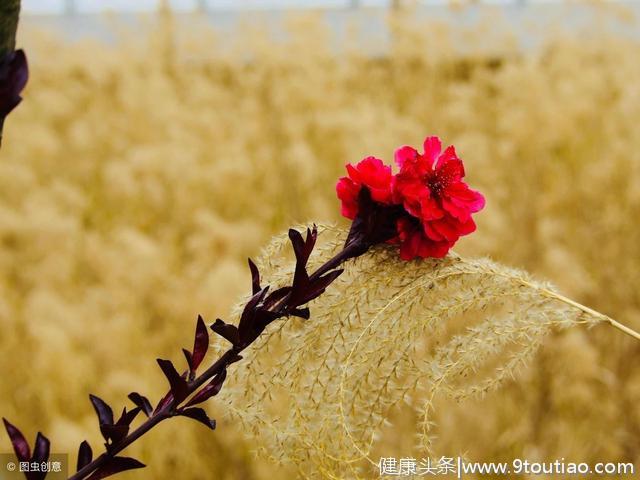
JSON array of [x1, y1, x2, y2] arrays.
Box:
[[64, 0, 75, 14], [21, 0, 436, 14]]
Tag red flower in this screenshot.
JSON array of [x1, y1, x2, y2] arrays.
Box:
[[395, 216, 453, 260], [392, 136, 485, 259], [336, 136, 484, 260], [336, 156, 393, 220]]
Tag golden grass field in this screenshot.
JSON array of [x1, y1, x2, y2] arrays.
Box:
[[2, 4, 640, 478]]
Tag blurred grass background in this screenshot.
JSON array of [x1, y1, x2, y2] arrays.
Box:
[[2, 2, 640, 478]]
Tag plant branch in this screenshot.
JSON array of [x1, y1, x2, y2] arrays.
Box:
[[67, 230, 368, 480], [0, 0, 26, 146], [69, 350, 237, 480], [0, 0, 20, 58]]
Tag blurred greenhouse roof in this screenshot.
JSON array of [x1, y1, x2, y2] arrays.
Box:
[[18, 0, 640, 52], [22, 0, 636, 14]]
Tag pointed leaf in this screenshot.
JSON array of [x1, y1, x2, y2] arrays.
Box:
[[291, 307, 310, 319], [248, 258, 261, 294], [288, 229, 311, 288], [288, 227, 322, 307], [295, 226, 318, 267], [182, 348, 193, 371], [294, 269, 344, 307], [2, 418, 30, 462], [116, 407, 141, 426], [190, 315, 209, 372], [178, 408, 216, 430], [0, 50, 29, 128], [128, 393, 153, 417], [288, 228, 305, 259], [100, 424, 129, 445], [238, 287, 269, 343], [185, 369, 227, 407], [228, 354, 243, 365], [32, 432, 50, 463], [154, 391, 174, 415], [156, 359, 189, 403], [304, 269, 344, 303], [77, 441, 93, 471], [264, 286, 291, 309], [89, 394, 114, 427], [86, 456, 145, 480], [210, 319, 239, 346], [251, 309, 284, 337]]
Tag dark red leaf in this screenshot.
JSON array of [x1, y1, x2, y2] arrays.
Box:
[[153, 391, 174, 415], [89, 394, 114, 427], [288, 229, 311, 289], [291, 307, 310, 319], [190, 315, 209, 372], [32, 432, 50, 463], [116, 407, 141, 426], [238, 287, 270, 343], [248, 258, 261, 294], [210, 319, 240, 346], [85, 456, 145, 480], [100, 424, 129, 445], [345, 187, 405, 251], [185, 369, 227, 407], [264, 286, 291, 309], [77, 441, 93, 471], [2, 418, 30, 462], [301, 269, 344, 304], [0, 50, 29, 129], [288, 228, 305, 258], [128, 392, 153, 417], [182, 348, 193, 371], [290, 226, 317, 261], [178, 408, 216, 430], [156, 359, 189, 404], [249, 309, 282, 338], [228, 354, 243, 365], [288, 226, 327, 308]]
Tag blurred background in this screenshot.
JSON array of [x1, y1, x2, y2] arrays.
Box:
[[2, 0, 640, 478]]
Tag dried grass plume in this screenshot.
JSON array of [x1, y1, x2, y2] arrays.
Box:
[[219, 224, 615, 479]]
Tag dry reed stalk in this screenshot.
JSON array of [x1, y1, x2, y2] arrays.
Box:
[[223, 224, 640, 479]]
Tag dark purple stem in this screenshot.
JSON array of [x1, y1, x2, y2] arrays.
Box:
[[67, 240, 366, 480]]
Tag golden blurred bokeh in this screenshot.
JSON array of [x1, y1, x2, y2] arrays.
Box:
[[1, 4, 640, 478]]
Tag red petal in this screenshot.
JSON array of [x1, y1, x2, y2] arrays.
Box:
[[418, 195, 445, 221], [422, 136, 442, 167], [394, 146, 419, 168], [442, 182, 485, 220], [336, 177, 359, 220], [434, 147, 464, 181], [345, 163, 361, 182], [417, 239, 451, 258], [457, 217, 477, 236], [340, 157, 393, 211], [425, 217, 460, 242]]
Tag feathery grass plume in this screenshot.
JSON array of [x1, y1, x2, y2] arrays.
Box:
[[219, 224, 608, 479]]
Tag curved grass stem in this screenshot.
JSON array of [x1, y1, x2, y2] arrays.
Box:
[[541, 288, 640, 342], [477, 260, 640, 342]]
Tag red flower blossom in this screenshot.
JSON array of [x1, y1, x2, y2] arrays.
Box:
[[336, 156, 393, 220], [336, 136, 484, 260], [395, 216, 453, 260], [391, 136, 484, 259]]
